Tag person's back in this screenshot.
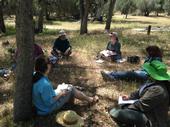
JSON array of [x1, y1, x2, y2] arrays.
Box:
[[33, 43, 44, 59], [33, 76, 56, 115], [131, 82, 169, 127], [146, 84, 169, 127]]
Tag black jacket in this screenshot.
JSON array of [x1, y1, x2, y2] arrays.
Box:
[[128, 82, 169, 127]]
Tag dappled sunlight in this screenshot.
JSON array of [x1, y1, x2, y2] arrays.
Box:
[[0, 15, 170, 126]]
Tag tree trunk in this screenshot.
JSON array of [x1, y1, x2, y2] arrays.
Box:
[[80, 0, 89, 35], [37, 0, 45, 33], [125, 13, 128, 19], [144, 11, 150, 16], [0, 0, 6, 33], [45, 4, 50, 20], [105, 0, 116, 31], [14, 0, 34, 122]]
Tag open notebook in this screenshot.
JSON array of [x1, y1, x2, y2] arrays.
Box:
[[118, 96, 138, 105], [55, 83, 72, 93]]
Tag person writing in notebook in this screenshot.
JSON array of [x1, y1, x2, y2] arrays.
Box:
[[32, 56, 98, 115], [98, 32, 122, 62], [109, 60, 170, 127]]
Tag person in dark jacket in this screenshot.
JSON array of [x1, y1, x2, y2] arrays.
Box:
[[51, 30, 72, 58], [101, 45, 162, 82], [109, 60, 170, 127], [98, 32, 122, 62]]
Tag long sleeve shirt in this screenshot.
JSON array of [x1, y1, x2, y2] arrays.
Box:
[[128, 82, 169, 127]]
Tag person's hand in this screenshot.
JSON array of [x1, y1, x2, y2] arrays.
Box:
[[64, 47, 71, 55], [55, 49, 61, 54], [122, 95, 129, 100], [60, 90, 69, 96]]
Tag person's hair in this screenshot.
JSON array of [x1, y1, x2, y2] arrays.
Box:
[[33, 56, 49, 84], [146, 45, 162, 58]]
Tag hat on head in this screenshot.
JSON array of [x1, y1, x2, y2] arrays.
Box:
[[143, 60, 170, 81], [109, 32, 118, 38], [59, 29, 66, 36], [56, 110, 84, 127]]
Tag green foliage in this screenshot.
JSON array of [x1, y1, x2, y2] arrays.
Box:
[[90, 0, 107, 18], [154, 0, 165, 15], [136, 0, 155, 16], [3, 0, 16, 15], [46, 0, 80, 18], [115, 0, 136, 17], [164, 0, 170, 15]]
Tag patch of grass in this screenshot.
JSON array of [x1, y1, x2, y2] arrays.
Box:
[[1, 15, 170, 127], [4, 25, 16, 36]]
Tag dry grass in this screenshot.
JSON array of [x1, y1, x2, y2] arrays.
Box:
[[0, 15, 170, 126]]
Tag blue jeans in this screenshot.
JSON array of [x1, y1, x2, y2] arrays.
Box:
[[111, 54, 122, 62], [110, 108, 149, 127], [109, 70, 148, 81]]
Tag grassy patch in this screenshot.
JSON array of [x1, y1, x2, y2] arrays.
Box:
[[1, 15, 170, 127]]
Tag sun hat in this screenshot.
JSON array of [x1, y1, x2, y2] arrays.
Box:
[[56, 110, 84, 127], [143, 60, 170, 81], [109, 32, 118, 38], [59, 29, 66, 36]]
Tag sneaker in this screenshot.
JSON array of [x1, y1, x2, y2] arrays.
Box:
[[101, 71, 115, 81], [96, 59, 104, 63]]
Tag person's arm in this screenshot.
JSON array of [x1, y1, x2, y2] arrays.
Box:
[[113, 42, 121, 54], [64, 47, 71, 55], [41, 85, 57, 106], [53, 90, 69, 100], [128, 86, 165, 112], [129, 89, 140, 100], [64, 40, 72, 55], [67, 39, 72, 49], [106, 42, 110, 50]]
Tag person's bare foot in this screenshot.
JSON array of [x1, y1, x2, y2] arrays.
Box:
[[89, 96, 99, 106]]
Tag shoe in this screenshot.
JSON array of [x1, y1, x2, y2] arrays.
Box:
[[101, 71, 114, 81], [96, 59, 104, 63]]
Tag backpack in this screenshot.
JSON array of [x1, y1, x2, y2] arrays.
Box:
[[127, 56, 140, 64]]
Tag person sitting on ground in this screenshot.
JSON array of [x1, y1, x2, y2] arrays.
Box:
[[14, 43, 44, 61], [109, 60, 170, 127], [32, 56, 98, 116], [12, 43, 44, 70], [98, 32, 122, 62], [101, 45, 163, 81], [51, 30, 72, 58]]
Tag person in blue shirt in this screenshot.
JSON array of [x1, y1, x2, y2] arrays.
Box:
[[101, 45, 163, 82], [51, 30, 72, 58], [32, 56, 98, 115]]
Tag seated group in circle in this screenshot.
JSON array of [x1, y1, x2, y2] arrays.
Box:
[[31, 30, 170, 127]]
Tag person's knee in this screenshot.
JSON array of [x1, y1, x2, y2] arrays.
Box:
[[109, 108, 122, 120]]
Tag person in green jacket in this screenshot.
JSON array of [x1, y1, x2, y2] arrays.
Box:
[[109, 60, 170, 127]]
